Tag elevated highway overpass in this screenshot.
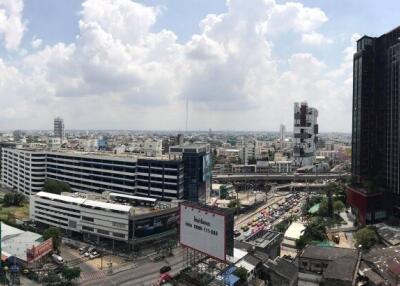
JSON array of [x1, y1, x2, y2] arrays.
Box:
[[213, 172, 349, 183]]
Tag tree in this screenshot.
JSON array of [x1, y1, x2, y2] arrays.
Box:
[[43, 227, 61, 250], [228, 199, 240, 209], [354, 227, 378, 249], [42, 179, 71, 195], [3, 192, 25, 207], [333, 200, 345, 213], [61, 266, 81, 284], [234, 266, 248, 282], [220, 185, 228, 200]]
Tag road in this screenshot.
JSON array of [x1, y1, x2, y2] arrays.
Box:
[[80, 248, 186, 286]]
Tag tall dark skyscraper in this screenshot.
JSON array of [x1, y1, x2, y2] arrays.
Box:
[[347, 26, 400, 224]]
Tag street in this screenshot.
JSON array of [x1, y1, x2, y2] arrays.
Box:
[[80, 247, 186, 286]]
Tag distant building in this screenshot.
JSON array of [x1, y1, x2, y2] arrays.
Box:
[[279, 124, 286, 142], [143, 139, 162, 157], [12, 130, 25, 142], [54, 117, 65, 142], [293, 102, 318, 167]]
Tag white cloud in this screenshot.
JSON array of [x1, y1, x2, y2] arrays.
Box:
[[0, 0, 354, 132], [302, 32, 333, 45], [31, 37, 42, 49], [0, 0, 25, 50], [267, 2, 328, 35]]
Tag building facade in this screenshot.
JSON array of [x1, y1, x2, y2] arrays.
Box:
[[1, 148, 184, 200], [293, 102, 318, 167], [53, 117, 65, 142], [29, 191, 179, 247], [169, 144, 211, 203], [348, 26, 400, 221]]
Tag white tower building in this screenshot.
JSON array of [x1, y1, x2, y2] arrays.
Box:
[[53, 117, 65, 142], [279, 124, 286, 141], [293, 102, 318, 167]]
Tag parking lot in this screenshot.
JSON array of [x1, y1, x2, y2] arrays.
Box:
[[60, 243, 127, 273]]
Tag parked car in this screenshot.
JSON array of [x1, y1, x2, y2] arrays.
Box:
[[84, 247, 96, 257], [52, 254, 64, 265], [79, 246, 89, 255], [234, 230, 241, 237], [89, 251, 101, 259]]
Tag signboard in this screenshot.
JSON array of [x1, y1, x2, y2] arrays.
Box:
[[27, 238, 53, 263], [180, 202, 233, 262]]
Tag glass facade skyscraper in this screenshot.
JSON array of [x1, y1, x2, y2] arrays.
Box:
[[348, 26, 400, 224]]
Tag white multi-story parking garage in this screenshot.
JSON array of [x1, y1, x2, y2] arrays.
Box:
[[1, 148, 184, 200]]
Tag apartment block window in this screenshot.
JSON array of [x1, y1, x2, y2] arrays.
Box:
[[82, 216, 94, 222], [97, 229, 110, 235], [113, 232, 125, 238], [82, 226, 94, 232]]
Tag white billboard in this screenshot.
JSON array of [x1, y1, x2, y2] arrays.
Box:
[[180, 204, 226, 261]]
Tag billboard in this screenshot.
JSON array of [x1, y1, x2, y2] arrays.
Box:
[[180, 202, 233, 262], [26, 238, 53, 263]]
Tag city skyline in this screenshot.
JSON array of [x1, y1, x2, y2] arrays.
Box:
[[0, 0, 399, 132]]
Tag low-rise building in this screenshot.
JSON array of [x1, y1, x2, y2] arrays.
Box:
[[263, 257, 298, 286], [281, 222, 305, 258], [30, 191, 179, 249], [235, 230, 282, 259], [298, 245, 360, 286]]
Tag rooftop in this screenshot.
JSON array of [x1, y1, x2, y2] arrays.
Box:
[[375, 223, 400, 246], [284, 222, 305, 240], [300, 245, 358, 261], [265, 257, 298, 282], [1, 222, 43, 261], [323, 256, 358, 282]]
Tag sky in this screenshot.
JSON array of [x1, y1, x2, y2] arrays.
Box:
[[0, 0, 399, 132]]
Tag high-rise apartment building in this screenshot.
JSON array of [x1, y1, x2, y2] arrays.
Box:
[[347, 26, 400, 224], [293, 102, 318, 167], [54, 117, 65, 141]]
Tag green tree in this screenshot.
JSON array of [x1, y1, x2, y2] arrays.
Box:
[[333, 200, 345, 213], [295, 235, 309, 251], [42, 179, 72, 195], [354, 227, 378, 249], [228, 199, 240, 209], [220, 185, 228, 200], [3, 192, 25, 207], [234, 266, 248, 282], [43, 227, 62, 250], [61, 266, 81, 284]]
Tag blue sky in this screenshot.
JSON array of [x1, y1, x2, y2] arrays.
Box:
[[0, 0, 399, 131]]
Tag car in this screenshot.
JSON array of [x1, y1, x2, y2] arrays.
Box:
[[89, 251, 101, 259], [51, 254, 64, 265], [234, 230, 241, 237], [79, 246, 89, 255], [160, 266, 171, 274], [152, 255, 165, 262], [257, 222, 263, 227], [242, 226, 249, 232], [84, 247, 96, 257], [252, 222, 258, 227]]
